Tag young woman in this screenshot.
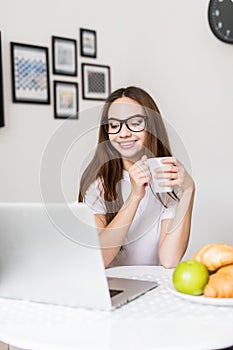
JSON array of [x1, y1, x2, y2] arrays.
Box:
[[79, 86, 195, 268]]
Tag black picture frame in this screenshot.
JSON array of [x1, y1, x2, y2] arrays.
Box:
[[53, 80, 78, 119], [0, 32, 5, 127], [80, 28, 97, 58], [10, 42, 50, 104], [52, 36, 77, 76], [81, 63, 111, 101]]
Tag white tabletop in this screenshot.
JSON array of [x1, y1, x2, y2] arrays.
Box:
[[0, 266, 232, 350]]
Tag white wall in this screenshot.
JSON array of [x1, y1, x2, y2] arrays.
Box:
[[0, 0, 233, 258], [125, 0, 233, 258]]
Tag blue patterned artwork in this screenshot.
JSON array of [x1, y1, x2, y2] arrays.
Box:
[[15, 57, 47, 91], [11, 43, 50, 104]]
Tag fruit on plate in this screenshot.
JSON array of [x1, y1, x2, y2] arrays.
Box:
[[172, 260, 209, 296], [191, 242, 233, 298], [204, 264, 233, 298], [192, 243, 233, 271]]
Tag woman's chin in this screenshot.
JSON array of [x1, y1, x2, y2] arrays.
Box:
[[121, 150, 144, 162]]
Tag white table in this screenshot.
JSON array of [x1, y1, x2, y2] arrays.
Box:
[[0, 266, 232, 350]]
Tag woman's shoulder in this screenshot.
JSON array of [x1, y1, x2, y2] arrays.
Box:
[[122, 169, 130, 180], [86, 177, 104, 195], [84, 177, 106, 214]]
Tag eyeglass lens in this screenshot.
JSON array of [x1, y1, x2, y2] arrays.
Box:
[[106, 115, 146, 134]]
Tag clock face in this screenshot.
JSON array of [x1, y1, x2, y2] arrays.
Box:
[[208, 0, 233, 43]]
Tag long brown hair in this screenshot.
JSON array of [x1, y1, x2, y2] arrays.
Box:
[[79, 86, 175, 224]]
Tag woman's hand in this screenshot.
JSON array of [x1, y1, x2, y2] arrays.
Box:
[[155, 158, 195, 192], [128, 155, 151, 199]]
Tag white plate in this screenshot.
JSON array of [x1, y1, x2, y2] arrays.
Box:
[[166, 282, 233, 306]]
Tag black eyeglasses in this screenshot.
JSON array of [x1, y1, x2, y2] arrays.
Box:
[[104, 115, 147, 134]]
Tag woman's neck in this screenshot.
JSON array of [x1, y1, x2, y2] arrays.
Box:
[[122, 151, 146, 171]]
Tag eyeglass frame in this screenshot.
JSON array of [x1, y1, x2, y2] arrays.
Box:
[[103, 115, 147, 134]]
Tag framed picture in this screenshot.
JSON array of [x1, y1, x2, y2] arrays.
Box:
[[80, 28, 97, 58], [0, 32, 4, 127], [53, 80, 78, 119], [81, 63, 111, 101], [52, 36, 77, 76], [10, 42, 50, 104]]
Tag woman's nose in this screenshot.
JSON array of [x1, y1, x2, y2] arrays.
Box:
[[119, 123, 131, 137]]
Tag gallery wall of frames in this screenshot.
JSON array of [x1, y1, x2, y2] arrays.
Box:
[[0, 28, 111, 126]]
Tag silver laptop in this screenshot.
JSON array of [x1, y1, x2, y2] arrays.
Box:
[[0, 202, 158, 310]]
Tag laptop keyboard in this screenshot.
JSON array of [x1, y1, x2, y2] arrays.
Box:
[[109, 289, 123, 298]]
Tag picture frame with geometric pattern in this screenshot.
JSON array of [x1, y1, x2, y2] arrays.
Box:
[[81, 63, 111, 101], [10, 42, 50, 104]]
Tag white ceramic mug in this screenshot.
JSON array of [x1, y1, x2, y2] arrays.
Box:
[[147, 157, 173, 193]]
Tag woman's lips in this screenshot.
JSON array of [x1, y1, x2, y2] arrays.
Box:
[[118, 140, 136, 149]]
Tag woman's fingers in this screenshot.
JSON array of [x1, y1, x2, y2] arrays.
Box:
[[153, 158, 183, 187], [129, 156, 194, 192], [132, 160, 151, 179], [140, 155, 148, 163], [161, 157, 176, 165], [129, 157, 151, 186], [156, 172, 179, 180], [155, 165, 178, 174]]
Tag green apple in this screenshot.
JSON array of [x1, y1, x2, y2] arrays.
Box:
[[172, 260, 209, 296]]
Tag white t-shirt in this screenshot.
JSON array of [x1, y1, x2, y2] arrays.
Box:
[[84, 170, 177, 267]]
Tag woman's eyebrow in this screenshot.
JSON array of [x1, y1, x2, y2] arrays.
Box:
[[108, 114, 144, 120]]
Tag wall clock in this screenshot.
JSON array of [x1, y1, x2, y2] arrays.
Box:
[[208, 0, 233, 43]]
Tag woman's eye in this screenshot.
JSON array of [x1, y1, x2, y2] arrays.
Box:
[[131, 120, 142, 127], [109, 123, 119, 129]]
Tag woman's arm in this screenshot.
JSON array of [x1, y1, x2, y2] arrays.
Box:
[[93, 156, 150, 267], [157, 158, 195, 268], [94, 193, 141, 267]]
